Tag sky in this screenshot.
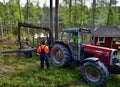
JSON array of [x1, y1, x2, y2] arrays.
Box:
[[0, 0, 120, 7], [0, 0, 63, 7]]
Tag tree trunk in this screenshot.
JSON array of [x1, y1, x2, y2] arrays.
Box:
[[18, 0, 21, 21], [3, 0, 6, 37], [80, 0, 83, 25], [55, 0, 59, 40], [0, 22, 3, 38], [9, 0, 12, 33], [107, 0, 112, 25], [50, 0, 53, 35], [26, 0, 30, 38], [74, 0, 77, 26], [92, 0, 96, 24], [69, 0, 72, 24]]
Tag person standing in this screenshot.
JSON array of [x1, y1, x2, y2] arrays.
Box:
[[37, 40, 50, 69]]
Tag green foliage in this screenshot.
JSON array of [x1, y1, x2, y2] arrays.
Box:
[[0, 0, 120, 40], [7, 33, 16, 41], [0, 2, 4, 19], [0, 53, 3, 59]]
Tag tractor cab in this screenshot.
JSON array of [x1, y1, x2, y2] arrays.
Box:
[[61, 28, 92, 61]]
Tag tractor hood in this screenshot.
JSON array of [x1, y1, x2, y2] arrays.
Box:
[[84, 45, 116, 53], [84, 45, 118, 66]]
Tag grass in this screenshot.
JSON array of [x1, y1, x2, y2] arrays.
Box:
[[0, 54, 84, 87], [0, 44, 120, 87]]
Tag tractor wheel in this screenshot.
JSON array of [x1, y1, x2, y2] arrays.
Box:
[[50, 44, 71, 67], [81, 61, 109, 86]]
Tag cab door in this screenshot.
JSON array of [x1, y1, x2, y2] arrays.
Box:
[[69, 32, 79, 60]]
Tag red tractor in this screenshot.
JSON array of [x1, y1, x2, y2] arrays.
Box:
[[50, 28, 120, 86]]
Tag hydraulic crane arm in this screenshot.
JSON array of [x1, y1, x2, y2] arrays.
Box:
[[18, 22, 53, 48]]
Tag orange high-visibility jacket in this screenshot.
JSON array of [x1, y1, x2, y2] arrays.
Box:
[[37, 45, 49, 55]]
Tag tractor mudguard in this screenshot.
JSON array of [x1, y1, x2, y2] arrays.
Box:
[[80, 57, 99, 65]]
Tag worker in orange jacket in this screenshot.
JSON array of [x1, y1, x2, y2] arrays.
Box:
[[37, 40, 50, 69]]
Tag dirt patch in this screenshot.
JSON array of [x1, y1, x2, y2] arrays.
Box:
[[0, 65, 15, 77], [70, 80, 86, 87], [0, 72, 8, 77], [0, 39, 7, 42]]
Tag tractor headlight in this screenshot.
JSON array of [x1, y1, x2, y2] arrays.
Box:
[[112, 51, 117, 58], [111, 50, 119, 65]]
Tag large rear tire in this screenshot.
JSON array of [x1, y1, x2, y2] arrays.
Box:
[[81, 61, 109, 86], [50, 44, 71, 67]]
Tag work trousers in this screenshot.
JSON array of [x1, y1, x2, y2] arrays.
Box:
[[40, 55, 50, 69]]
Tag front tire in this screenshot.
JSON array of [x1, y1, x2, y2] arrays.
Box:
[[50, 44, 71, 67], [81, 61, 109, 86]]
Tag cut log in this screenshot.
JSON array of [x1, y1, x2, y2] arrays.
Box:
[[0, 48, 37, 53]]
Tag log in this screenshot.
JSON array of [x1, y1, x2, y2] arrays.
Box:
[[0, 48, 37, 53]]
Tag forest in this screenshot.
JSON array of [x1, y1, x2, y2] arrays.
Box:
[[0, 0, 120, 40], [0, 0, 120, 87]]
